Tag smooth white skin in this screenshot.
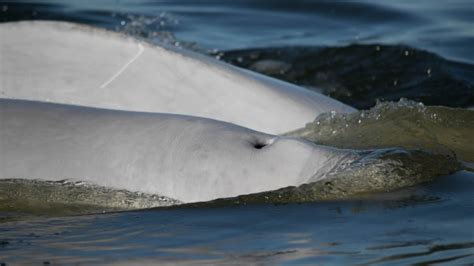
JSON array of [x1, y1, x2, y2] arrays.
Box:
[[0, 100, 349, 203], [0, 21, 355, 134]]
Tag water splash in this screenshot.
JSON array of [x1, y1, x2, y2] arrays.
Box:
[[113, 12, 208, 53], [287, 99, 474, 163]]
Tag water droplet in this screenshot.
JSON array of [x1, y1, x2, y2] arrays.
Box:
[[404, 50, 409, 56], [121, 20, 126, 26]]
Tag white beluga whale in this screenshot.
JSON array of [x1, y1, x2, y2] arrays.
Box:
[[0, 21, 355, 134], [0, 99, 351, 203], [0, 21, 358, 203]]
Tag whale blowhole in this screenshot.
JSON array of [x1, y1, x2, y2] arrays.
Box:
[[251, 137, 276, 149], [253, 142, 267, 149]]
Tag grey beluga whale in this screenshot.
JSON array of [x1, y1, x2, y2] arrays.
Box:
[[0, 99, 352, 203], [0, 21, 355, 134]]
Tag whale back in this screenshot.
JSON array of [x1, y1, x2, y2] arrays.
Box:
[[0, 99, 346, 202], [0, 21, 355, 134]]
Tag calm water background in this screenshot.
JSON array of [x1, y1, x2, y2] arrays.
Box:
[[0, 0, 473, 264]]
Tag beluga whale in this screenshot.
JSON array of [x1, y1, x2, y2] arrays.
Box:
[[0, 99, 353, 203], [0, 21, 355, 134], [0, 21, 360, 204]]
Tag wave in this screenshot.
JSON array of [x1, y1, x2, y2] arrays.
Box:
[[287, 99, 474, 163]]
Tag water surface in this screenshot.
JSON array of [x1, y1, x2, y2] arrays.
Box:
[[0, 0, 473, 264]]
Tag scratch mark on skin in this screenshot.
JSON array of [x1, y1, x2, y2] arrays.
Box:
[[100, 43, 144, 88]]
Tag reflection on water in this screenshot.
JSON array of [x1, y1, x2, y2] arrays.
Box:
[[0, 171, 473, 264]]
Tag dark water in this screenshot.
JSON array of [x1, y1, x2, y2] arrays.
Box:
[[1, 0, 474, 264], [219, 45, 474, 109]]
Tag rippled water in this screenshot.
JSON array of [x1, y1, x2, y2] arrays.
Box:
[[289, 100, 474, 162], [1, 0, 473, 264], [1, 172, 473, 264]]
